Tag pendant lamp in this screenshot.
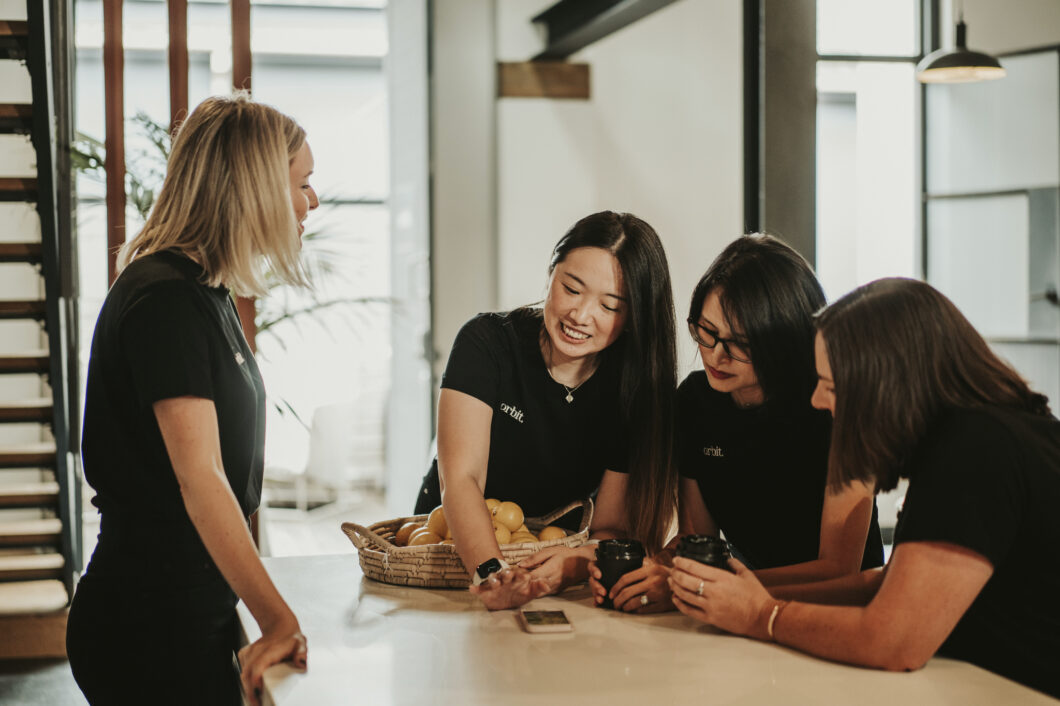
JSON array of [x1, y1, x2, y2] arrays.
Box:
[[916, 16, 1006, 83]]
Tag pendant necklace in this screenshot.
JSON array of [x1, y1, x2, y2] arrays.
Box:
[[549, 371, 586, 403], [545, 349, 595, 404]]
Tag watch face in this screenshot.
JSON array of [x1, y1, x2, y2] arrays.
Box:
[[476, 558, 502, 579]]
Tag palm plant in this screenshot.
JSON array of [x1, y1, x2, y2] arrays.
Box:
[[72, 113, 388, 426]]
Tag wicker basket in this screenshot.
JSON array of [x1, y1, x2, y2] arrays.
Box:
[[341, 498, 593, 588]]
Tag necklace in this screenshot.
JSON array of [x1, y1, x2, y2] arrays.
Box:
[[546, 367, 588, 403], [544, 349, 597, 404]]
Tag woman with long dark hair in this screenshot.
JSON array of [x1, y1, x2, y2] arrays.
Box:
[[414, 211, 678, 610], [670, 278, 1059, 699], [595, 234, 882, 612]]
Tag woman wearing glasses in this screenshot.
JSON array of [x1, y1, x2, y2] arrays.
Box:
[[415, 211, 678, 611], [669, 278, 1059, 699], [594, 233, 883, 612]]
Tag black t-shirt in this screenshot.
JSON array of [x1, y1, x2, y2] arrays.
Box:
[[677, 371, 884, 570], [81, 250, 265, 559], [894, 405, 1060, 698], [429, 309, 627, 520]]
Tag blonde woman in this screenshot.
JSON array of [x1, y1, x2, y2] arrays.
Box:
[[68, 95, 317, 706]]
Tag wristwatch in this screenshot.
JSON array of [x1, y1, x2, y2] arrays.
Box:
[[471, 557, 510, 586]]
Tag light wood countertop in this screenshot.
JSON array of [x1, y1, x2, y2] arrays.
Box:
[[238, 553, 1054, 705]]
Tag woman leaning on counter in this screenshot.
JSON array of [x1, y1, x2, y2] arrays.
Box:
[[67, 95, 316, 705], [414, 211, 678, 611], [592, 234, 883, 613], [670, 278, 1060, 699]]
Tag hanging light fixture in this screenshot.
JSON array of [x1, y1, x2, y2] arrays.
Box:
[[917, 12, 1006, 84]]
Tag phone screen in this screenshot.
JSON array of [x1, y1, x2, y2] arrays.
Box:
[[520, 610, 573, 633]]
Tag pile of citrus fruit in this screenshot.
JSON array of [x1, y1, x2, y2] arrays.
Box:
[[391, 499, 567, 547]]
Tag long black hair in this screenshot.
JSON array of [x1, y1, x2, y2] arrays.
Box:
[[688, 233, 825, 410], [816, 277, 1050, 492], [545, 211, 678, 553]]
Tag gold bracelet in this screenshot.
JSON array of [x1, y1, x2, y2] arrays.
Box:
[[767, 601, 788, 641]]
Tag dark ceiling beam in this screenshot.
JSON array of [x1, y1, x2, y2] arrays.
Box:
[[531, 0, 681, 61]]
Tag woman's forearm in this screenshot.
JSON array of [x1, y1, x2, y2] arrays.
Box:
[[770, 602, 914, 671], [755, 557, 854, 587], [155, 397, 295, 632], [443, 475, 503, 574], [179, 465, 295, 631], [767, 567, 885, 605]]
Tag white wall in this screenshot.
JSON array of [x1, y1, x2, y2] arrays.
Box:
[[946, 0, 1060, 54], [432, 0, 744, 377]]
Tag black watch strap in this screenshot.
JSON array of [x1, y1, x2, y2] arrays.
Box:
[[472, 557, 508, 585]]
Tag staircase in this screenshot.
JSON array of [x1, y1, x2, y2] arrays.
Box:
[[0, 0, 80, 658]]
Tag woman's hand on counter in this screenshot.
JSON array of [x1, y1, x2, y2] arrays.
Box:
[[469, 565, 549, 611], [669, 556, 774, 640], [598, 558, 675, 613], [237, 613, 308, 706], [519, 544, 596, 593]]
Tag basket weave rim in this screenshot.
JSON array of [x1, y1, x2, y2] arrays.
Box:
[[340, 498, 594, 588], [341, 497, 593, 553]]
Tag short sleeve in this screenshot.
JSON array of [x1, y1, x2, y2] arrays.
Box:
[[676, 375, 702, 479], [894, 411, 1025, 568], [119, 282, 215, 408], [439, 314, 505, 407]]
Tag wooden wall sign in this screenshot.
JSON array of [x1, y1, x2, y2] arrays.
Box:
[[497, 61, 590, 99]]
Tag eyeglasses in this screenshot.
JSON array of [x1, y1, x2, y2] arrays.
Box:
[[687, 319, 751, 363]]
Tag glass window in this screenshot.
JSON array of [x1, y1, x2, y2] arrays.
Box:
[[817, 0, 919, 57], [927, 194, 1030, 337], [74, 0, 392, 499], [816, 61, 918, 301], [815, 2, 922, 543]]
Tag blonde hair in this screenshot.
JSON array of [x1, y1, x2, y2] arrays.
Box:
[[117, 94, 309, 296]]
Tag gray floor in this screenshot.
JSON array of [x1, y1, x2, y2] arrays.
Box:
[[0, 659, 86, 705]]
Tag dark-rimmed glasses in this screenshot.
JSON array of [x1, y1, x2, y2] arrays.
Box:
[[687, 318, 751, 363]]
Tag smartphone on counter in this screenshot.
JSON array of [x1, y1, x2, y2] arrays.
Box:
[[519, 610, 573, 633]]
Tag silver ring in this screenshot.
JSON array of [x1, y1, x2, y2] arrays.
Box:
[[640, 594, 649, 606], [696, 580, 705, 597]]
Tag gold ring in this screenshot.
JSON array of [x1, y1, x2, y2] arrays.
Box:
[[696, 580, 705, 597]]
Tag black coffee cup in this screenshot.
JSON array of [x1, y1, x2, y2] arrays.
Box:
[[675, 534, 733, 572], [595, 539, 645, 609]]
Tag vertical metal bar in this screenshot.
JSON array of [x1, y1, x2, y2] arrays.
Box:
[[920, 0, 938, 281], [103, 0, 125, 284], [168, 0, 188, 130], [51, 0, 82, 580], [743, 0, 761, 233], [26, 0, 79, 597]]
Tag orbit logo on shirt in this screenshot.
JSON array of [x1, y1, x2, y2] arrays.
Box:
[[499, 402, 525, 423], [702, 445, 724, 457]]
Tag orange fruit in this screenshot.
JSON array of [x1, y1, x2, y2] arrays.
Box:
[[538, 526, 566, 541], [409, 527, 432, 542], [409, 530, 443, 546], [427, 506, 448, 538], [493, 523, 511, 545], [394, 522, 423, 546], [493, 501, 524, 532]]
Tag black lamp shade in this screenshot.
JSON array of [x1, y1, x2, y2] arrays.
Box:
[[916, 19, 1006, 84]]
